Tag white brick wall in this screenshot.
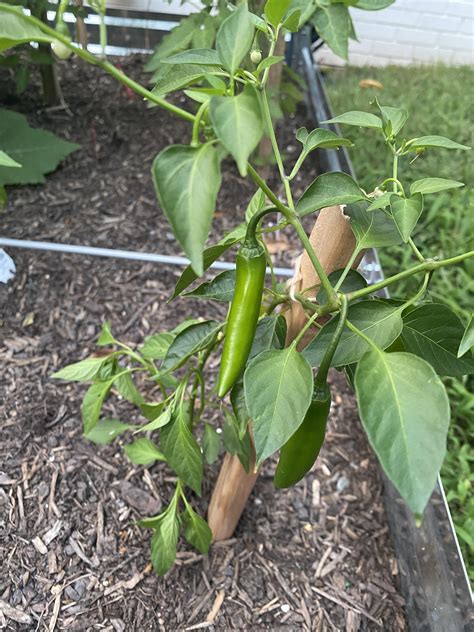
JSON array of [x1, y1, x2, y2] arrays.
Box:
[[316, 0, 474, 66]]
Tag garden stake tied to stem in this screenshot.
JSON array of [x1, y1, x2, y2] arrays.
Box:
[[3, 1, 473, 575]]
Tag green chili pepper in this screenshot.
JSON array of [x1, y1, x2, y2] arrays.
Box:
[[274, 383, 331, 488], [217, 207, 274, 397], [217, 233, 266, 397], [274, 295, 348, 488]]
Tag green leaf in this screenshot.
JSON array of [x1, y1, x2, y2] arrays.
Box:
[[355, 350, 450, 514], [161, 320, 220, 372], [216, 3, 254, 75], [183, 269, 235, 302], [230, 380, 249, 437], [0, 108, 79, 186], [0, 5, 53, 52], [140, 332, 174, 360], [210, 85, 263, 177], [407, 135, 471, 152], [151, 64, 220, 97], [85, 418, 131, 445], [390, 193, 423, 242], [316, 269, 367, 305], [0, 150, 20, 168], [296, 172, 366, 217], [140, 401, 165, 422], [366, 191, 393, 212], [312, 4, 351, 60], [202, 423, 221, 465], [249, 315, 285, 360], [81, 379, 114, 434], [244, 346, 313, 465], [150, 509, 180, 576], [322, 110, 383, 129], [160, 406, 203, 495], [137, 408, 172, 433], [124, 437, 166, 465], [182, 506, 212, 554], [297, 127, 352, 152], [377, 104, 408, 137], [222, 413, 252, 472], [264, 0, 292, 27], [145, 14, 199, 72], [52, 355, 112, 382], [401, 303, 474, 377], [458, 316, 474, 358], [97, 321, 116, 346], [245, 189, 266, 223], [410, 178, 464, 195], [115, 372, 144, 406], [161, 48, 222, 66], [152, 144, 222, 275], [255, 55, 285, 73], [291, 128, 352, 178], [282, 8, 301, 31], [171, 242, 237, 300], [345, 200, 402, 249], [303, 300, 403, 367]]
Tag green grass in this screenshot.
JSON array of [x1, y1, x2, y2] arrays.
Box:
[[324, 64, 474, 582]]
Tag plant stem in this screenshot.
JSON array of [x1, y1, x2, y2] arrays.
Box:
[[259, 87, 285, 181], [247, 164, 292, 217], [261, 29, 278, 87], [314, 294, 348, 388], [346, 319, 380, 352], [2, 5, 196, 123], [392, 153, 399, 193], [191, 102, 208, 145], [347, 250, 474, 302], [290, 218, 338, 305], [408, 237, 425, 263], [333, 248, 361, 292]]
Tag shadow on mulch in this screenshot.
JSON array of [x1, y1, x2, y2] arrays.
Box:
[[1, 57, 406, 631]]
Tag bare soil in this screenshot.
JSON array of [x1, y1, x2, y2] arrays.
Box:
[[1, 57, 406, 631]]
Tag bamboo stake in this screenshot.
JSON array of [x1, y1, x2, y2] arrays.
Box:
[[208, 205, 360, 541]]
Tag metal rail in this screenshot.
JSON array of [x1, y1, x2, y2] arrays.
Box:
[[0, 238, 294, 278]]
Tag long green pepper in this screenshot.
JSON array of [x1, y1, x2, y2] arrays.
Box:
[[274, 295, 348, 488], [217, 232, 266, 397]]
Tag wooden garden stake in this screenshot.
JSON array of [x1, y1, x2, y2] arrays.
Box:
[[208, 205, 361, 541]]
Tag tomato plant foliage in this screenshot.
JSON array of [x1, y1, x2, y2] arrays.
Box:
[[3, 1, 473, 576]]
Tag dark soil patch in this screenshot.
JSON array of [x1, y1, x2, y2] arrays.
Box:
[[1, 57, 406, 631]]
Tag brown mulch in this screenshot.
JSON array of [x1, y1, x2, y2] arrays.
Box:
[[0, 57, 406, 631]]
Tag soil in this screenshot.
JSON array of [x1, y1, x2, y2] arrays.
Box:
[[1, 57, 406, 631]]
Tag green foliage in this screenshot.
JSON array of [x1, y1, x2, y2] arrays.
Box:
[[355, 350, 450, 515], [12, 0, 467, 577], [325, 63, 473, 578], [0, 109, 79, 186]]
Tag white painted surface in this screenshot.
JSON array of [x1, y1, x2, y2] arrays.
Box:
[[96, 0, 473, 66], [315, 0, 474, 66]]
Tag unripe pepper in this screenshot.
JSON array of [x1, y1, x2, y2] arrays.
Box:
[[217, 233, 266, 397], [274, 295, 348, 488], [274, 383, 330, 488], [52, 20, 72, 60]]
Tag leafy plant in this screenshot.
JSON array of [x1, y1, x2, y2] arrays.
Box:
[[2, 1, 473, 577], [324, 63, 474, 582], [0, 107, 79, 204]]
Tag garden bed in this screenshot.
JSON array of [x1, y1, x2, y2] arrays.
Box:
[[0, 57, 406, 630]]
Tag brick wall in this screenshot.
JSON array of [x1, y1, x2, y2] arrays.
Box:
[[315, 0, 474, 66]]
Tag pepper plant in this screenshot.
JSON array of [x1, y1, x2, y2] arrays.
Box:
[[1, 1, 473, 576]]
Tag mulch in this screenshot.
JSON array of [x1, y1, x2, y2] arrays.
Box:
[[1, 56, 406, 631]]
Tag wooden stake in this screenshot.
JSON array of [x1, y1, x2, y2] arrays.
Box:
[[207, 205, 360, 541]]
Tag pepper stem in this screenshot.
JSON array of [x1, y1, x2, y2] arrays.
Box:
[[245, 206, 279, 246], [314, 295, 348, 389]]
